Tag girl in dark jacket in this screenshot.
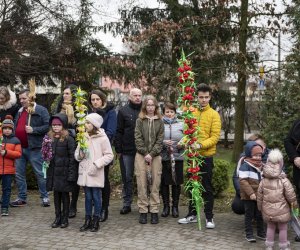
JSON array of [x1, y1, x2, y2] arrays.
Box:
[[45, 113, 77, 228], [54, 84, 79, 218], [88, 89, 117, 222]]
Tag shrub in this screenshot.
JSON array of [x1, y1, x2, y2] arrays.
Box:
[[212, 159, 230, 197]]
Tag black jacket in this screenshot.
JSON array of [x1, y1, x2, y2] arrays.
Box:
[[114, 101, 142, 155], [46, 113, 77, 192], [284, 119, 300, 188]]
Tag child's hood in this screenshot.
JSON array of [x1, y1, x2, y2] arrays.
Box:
[[262, 162, 283, 179], [49, 113, 68, 129], [244, 141, 261, 157]]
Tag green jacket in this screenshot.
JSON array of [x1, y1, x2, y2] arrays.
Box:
[[135, 116, 164, 157]]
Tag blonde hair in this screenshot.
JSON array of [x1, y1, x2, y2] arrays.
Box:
[[139, 95, 162, 119]]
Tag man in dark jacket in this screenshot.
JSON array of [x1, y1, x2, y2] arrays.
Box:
[[10, 89, 50, 207], [284, 120, 300, 203], [115, 88, 142, 214], [284, 119, 300, 242]]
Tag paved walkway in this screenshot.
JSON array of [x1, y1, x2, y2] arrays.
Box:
[[0, 193, 298, 250]]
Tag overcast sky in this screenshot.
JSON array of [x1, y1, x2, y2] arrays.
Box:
[[85, 0, 292, 79]]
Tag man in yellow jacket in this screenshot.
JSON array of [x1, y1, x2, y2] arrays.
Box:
[[178, 83, 221, 229]]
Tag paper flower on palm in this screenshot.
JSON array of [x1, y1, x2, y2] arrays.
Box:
[[177, 50, 204, 230], [74, 87, 88, 153], [41, 135, 53, 178]]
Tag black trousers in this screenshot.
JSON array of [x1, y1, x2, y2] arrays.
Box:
[[188, 157, 214, 220], [101, 164, 111, 209], [54, 191, 70, 218], [244, 200, 264, 237]]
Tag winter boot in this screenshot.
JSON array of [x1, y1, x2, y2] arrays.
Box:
[[51, 214, 61, 228], [265, 241, 274, 250], [99, 207, 108, 222], [172, 185, 181, 218], [80, 215, 92, 231], [90, 216, 100, 232], [278, 241, 291, 250], [161, 185, 170, 217]]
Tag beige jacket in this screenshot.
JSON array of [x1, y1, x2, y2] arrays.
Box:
[[75, 129, 114, 188], [257, 162, 297, 223]]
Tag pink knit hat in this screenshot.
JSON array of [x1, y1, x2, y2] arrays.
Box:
[[51, 118, 63, 126]]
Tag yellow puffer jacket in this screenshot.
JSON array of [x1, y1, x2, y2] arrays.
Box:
[[193, 104, 221, 157]]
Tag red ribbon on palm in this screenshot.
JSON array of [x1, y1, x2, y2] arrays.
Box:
[[177, 50, 204, 230]]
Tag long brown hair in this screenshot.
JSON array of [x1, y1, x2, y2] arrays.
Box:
[[138, 95, 162, 119]]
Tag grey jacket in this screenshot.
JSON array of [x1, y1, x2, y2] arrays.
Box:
[[161, 117, 184, 161]]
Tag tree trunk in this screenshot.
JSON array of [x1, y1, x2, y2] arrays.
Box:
[[232, 0, 248, 162]]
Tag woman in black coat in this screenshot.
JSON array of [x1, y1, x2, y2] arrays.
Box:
[[46, 113, 77, 228]]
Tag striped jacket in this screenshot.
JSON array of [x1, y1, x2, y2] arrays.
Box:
[[0, 135, 22, 175], [238, 141, 263, 200]]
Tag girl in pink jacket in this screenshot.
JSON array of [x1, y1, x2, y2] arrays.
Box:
[[257, 149, 297, 250], [75, 113, 114, 232]]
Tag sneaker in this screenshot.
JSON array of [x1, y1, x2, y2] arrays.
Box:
[[206, 219, 215, 229], [42, 198, 50, 207], [257, 233, 266, 240], [246, 236, 256, 242], [1, 208, 9, 216], [177, 215, 197, 224], [10, 199, 27, 207]]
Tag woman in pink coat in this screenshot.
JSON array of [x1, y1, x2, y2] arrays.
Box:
[[257, 149, 297, 250], [75, 113, 114, 232]]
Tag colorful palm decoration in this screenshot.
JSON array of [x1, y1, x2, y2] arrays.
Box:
[[74, 87, 88, 154], [177, 50, 205, 230]]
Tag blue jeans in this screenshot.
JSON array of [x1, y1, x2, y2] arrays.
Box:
[[15, 148, 48, 201], [84, 187, 102, 217], [1, 174, 13, 209], [120, 154, 135, 207]]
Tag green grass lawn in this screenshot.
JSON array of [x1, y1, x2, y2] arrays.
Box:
[[214, 144, 236, 212]]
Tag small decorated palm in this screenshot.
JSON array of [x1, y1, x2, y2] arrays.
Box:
[[177, 50, 205, 230], [41, 135, 53, 178], [74, 87, 88, 155]]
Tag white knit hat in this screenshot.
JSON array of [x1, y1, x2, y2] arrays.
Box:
[[86, 113, 103, 129]]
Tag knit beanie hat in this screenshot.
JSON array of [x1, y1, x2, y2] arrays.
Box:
[[251, 145, 263, 157], [51, 118, 63, 126], [1, 115, 14, 130], [86, 113, 103, 129]]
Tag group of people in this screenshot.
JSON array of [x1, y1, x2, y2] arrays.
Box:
[[0, 83, 221, 232], [232, 130, 300, 250], [2, 82, 300, 249]]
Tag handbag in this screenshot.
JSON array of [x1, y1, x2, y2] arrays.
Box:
[[290, 207, 300, 237]]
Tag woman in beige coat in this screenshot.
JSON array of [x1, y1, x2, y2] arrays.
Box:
[[257, 149, 297, 250], [75, 113, 114, 232]]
